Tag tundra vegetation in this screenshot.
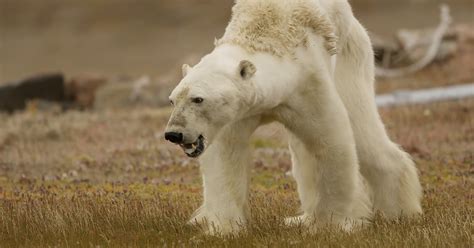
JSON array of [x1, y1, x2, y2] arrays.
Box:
[[0, 98, 472, 247]]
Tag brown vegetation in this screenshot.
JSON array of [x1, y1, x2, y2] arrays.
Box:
[[0, 98, 472, 247]]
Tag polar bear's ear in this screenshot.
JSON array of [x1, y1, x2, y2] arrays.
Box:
[[238, 60, 256, 80], [182, 64, 192, 77]]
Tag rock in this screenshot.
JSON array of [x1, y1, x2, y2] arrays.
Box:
[[0, 73, 66, 113], [65, 74, 107, 109], [0, 73, 107, 113]]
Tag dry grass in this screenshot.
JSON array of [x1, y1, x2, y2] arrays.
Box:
[[0, 98, 473, 247]]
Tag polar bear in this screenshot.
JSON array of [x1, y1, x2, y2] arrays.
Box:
[[165, 0, 422, 234]]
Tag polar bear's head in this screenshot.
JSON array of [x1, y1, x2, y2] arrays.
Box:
[[164, 54, 257, 157]]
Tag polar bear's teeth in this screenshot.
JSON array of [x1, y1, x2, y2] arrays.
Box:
[[185, 148, 194, 154], [181, 143, 193, 149]]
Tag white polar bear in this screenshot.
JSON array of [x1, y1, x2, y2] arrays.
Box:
[[165, 0, 422, 234]]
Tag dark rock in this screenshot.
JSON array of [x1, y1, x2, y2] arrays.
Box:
[[0, 73, 67, 113]]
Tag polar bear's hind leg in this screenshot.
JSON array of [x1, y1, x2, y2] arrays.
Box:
[[332, 11, 423, 218]]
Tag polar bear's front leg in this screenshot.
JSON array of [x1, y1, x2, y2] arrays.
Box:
[[190, 117, 260, 235]]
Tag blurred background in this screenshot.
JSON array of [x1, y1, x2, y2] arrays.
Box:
[[1, 0, 472, 84]]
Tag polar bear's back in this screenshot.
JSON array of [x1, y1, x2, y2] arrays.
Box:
[[216, 0, 338, 57]]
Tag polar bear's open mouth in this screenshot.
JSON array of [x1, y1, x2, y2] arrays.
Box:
[[179, 135, 205, 158]]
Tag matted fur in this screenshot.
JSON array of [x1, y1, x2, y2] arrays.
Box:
[[216, 0, 338, 56]]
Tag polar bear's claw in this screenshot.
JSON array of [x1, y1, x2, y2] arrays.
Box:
[[284, 215, 307, 226]]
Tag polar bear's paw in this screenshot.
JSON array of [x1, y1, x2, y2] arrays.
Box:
[[188, 211, 244, 236], [285, 214, 364, 233]]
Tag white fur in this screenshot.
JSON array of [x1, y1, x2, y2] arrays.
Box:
[[166, 0, 422, 235]]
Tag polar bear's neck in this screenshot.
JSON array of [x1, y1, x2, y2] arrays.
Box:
[[216, 0, 338, 57], [209, 44, 306, 114]]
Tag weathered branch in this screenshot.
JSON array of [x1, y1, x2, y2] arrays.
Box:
[[376, 4, 452, 78]]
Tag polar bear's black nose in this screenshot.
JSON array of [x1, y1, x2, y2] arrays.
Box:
[[165, 132, 183, 144]]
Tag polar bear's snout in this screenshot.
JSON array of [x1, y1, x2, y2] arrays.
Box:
[[165, 115, 207, 158], [164, 132, 183, 144], [165, 128, 206, 158]]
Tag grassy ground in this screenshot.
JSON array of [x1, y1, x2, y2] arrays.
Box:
[[0, 98, 472, 247]]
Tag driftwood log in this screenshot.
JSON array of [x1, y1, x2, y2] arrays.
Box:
[[375, 4, 456, 78]]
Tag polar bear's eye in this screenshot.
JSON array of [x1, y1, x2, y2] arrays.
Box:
[[191, 97, 204, 104]]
